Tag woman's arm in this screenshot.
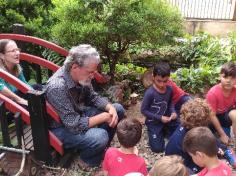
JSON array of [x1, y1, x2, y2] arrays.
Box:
[[1, 86, 28, 106]]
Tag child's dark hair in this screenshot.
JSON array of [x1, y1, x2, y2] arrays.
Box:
[[220, 62, 236, 77], [153, 62, 170, 77], [117, 118, 142, 148], [183, 127, 218, 157]]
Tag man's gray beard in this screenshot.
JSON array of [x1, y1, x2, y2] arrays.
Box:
[[79, 79, 92, 86]]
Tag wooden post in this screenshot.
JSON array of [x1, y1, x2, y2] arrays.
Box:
[[14, 112, 23, 148], [12, 24, 31, 81], [27, 90, 52, 164], [0, 101, 11, 147], [233, 1, 236, 21]]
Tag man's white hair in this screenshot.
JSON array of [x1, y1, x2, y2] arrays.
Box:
[[64, 44, 100, 70]]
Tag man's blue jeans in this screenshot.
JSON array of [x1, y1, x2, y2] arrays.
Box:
[[51, 103, 125, 166]]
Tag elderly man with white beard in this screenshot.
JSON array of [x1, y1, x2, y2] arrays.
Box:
[[45, 44, 125, 170]]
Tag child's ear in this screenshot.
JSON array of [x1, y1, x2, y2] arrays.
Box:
[[196, 151, 205, 158]]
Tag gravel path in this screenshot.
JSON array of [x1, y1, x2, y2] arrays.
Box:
[[65, 101, 236, 176], [66, 101, 162, 176]]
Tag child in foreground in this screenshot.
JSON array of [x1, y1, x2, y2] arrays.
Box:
[[165, 98, 211, 173], [102, 118, 148, 176], [165, 98, 236, 173], [149, 155, 189, 176], [183, 126, 232, 176]]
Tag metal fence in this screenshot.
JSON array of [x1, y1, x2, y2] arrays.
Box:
[[167, 0, 236, 20]]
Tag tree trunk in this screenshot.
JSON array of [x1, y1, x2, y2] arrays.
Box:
[[109, 57, 117, 84]]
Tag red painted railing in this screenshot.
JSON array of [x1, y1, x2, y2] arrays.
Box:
[[0, 33, 108, 83], [0, 92, 64, 155], [0, 34, 110, 156]]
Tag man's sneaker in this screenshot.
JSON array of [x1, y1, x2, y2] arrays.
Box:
[[224, 149, 236, 167]]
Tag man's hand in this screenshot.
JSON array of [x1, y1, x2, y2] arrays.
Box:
[[170, 113, 177, 120], [106, 104, 118, 128], [220, 133, 229, 145], [161, 116, 171, 123]]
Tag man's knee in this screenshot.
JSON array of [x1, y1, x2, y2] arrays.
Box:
[[85, 128, 109, 149], [229, 110, 236, 122]]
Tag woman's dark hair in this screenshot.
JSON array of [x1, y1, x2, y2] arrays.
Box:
[[0, 39, 12, 54]]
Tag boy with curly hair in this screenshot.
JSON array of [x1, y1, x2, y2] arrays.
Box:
[[183, 127, 232, 176], [165, 98, 236, 173], [165, 98, 210, 173]]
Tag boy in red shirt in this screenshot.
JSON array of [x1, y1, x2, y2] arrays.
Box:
[[183, 127, 232, 176], [206, 62, 236, 145], [102, 118, 148, 176]]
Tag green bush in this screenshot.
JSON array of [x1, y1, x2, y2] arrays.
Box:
[[171, 65, 220, 96], [50, 0, 184, 82], [171, 33, 236, 96], [0, 0, 54, 39]]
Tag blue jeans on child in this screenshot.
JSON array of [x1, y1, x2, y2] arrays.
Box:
[[51, 103, 125, 166], [214, 109, 235, 137], [147, 119, 180, 153]]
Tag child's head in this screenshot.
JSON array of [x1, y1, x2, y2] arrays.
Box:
[[149, 155, 189, 176], [180, 98, 211, 129], [117, 118, 142, 148], [220, 62, 236, 90], [221, 62, 236, 78], [183, 127, 218, 167], [152, 62, 170, 91]]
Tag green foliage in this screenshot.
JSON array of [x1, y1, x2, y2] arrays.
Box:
[[50, 0, 184, 82], [102, 62, 146, 76], [102, 62, 146, 94], [42, 48, 65, 66], [179, 33, 232, 67], [0, 0, 54, 38], [231, 28, 236, 60], [171, 65, 220, 95], [171, 33, 236, 96]]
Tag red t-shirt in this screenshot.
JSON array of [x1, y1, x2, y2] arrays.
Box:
[[197, 161, 232, 176], [167, 79, 187, 104], [206, 84, 236, 114], [102, 147, 148, 176]]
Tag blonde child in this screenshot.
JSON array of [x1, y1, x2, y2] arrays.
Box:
[[149, 155, 189, 176]]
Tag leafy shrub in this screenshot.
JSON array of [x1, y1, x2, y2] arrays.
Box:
[[171, 33, 236, 96], [50, 0, 184, 82], [0, 0, 53, 39], [102, 63, 146, 94], [171, 65, 220, 96]]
